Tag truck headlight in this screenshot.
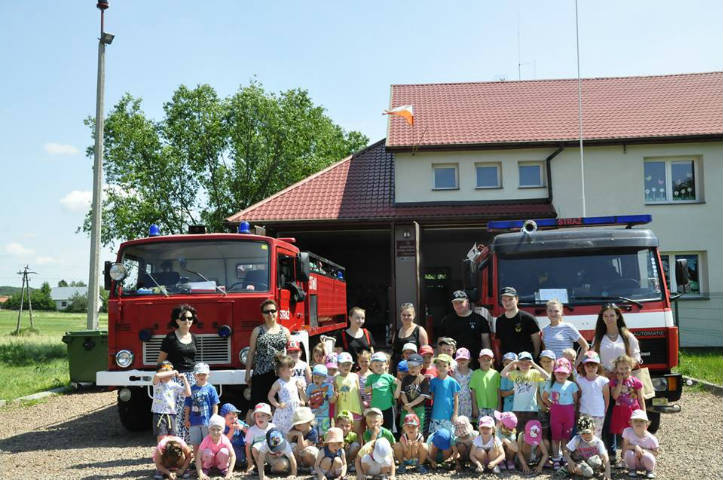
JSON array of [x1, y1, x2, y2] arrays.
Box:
[[109, 263, 127, 281], [651, 377, 667, 391], [115, 349, 134, 368], [239, 347, 250, 366]]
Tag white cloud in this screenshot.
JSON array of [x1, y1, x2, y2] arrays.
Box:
[[60, 190, 92, 212], [5, 243, 35, 256], [45, 142, 79, 155], [35, 256, 59, 265]]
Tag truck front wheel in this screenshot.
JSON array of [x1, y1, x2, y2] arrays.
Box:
[[117, 386, 152, 431]]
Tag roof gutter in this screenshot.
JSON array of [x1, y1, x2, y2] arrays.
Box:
[[545, 145, 564, 204]]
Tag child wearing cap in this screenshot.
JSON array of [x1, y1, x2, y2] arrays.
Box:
[[365, 352, 398, 430], [335, 411, 361, 464], [152, 361, 192, 442], [220, 403, 248, 471], [428, 353, 461, 434], [577, 351, 610, 437], [621, 409, 658, 478], [516, 419, 550, 475], [426, 427, 457, 469], [245, 403, 276, 474], [559, 415, 611, 480], [453, 348, 474, 419], [542, 357, 580, 469], [396, 360, 409, 382], [362, 407, 395, 445], [334, 352, 364, 439], [393, 413, 428, 474], [494, 411, 519, 471], [314, 427, 347, 480], [470, 348, 501, 421], [307, 364, 335, 438], [325, 353, 339, 421], [184, 363, 220, 455], [397, 353, 430, 431], [452, 415, 476, 471], [401, 342, 418, 360], [287, 406, 320, 469], [436, 337, 458, 371], [152, 435, 193, 480], [500, 352, 550, 432], [471, 415, 504, 473], [537, 349, 557, 444], [288, 340, 312, 389], [355, 437, 395, 480], [256, 428, 298, 480], [196, 414, 236, 480], [499, 353, 517, 412]]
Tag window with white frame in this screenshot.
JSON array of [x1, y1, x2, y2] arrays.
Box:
[[475, 163, 501, 188], [660, 252, 703, 296], [432, 164, 458, 190], [518, 161, 544, 188], [644, 158, 699, 203]]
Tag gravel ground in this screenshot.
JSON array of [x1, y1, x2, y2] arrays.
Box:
[[0, 388, 720, 480]]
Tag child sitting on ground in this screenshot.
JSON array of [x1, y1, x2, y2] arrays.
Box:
[[196, 414, 236, 480], [183, 363, 220, 457], [314, 427, 347, 480], [256, 428, 298, 480], [470, 415, 504, 474], [152, 361, 192, 443], [220, 403, 248, 472], [557, 415, 611, 480], [494, 410, 518, 471], [621, 409, 658, 479], [335, 411, 360, 466], [287, 407, 319, 470], [355, 438, 395, 480], [362, 407, 395, 444], [516, 419, 549, 476], [245, 403, 275, 474], [152, 435, 193, 480], [452, 415, 476, 471], [393, 413, 428, 474], [427, 427, 457, 469]]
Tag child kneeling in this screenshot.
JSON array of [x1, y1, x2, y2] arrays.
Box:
[[196, 414, 236, 480], [557, 416, 611, 480], [393, 413, 428, 474], [152, 435, 193, 480], [255, 428, 298, 480], [470, 415, 504, 474], [288, 407, 320, 470], [355, 438, 395, 480], [314, 428, 347, 480]]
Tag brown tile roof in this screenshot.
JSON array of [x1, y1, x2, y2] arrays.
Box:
[[386, 72, 723, 149], [227, 140, 556, 224]]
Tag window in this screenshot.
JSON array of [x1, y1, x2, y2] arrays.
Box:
[[433, 164, 458, 190], [644, 158, 698, 203], [661, 252, 702, 296], [475, 163, 501, 188], [518, 162, 544, 187]]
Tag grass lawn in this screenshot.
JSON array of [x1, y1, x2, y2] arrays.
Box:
[[0, 310, 108, 400], [674, 348, 723, 386]]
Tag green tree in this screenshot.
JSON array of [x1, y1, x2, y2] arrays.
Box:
[[69, 281, 87, 287], [82, 81, 368, 244], [66, 292, 89, 313], [6, 281, 55, 311], [58, 279, 68, 287]]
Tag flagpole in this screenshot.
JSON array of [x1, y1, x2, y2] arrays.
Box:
[[575, 0, 586, 217]]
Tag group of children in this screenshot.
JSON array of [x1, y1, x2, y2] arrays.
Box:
[[149, 338, 660, 480]]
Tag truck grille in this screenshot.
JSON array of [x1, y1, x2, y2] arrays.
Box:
[[143, 334, 231, 365], [637, 337, 668, 366]]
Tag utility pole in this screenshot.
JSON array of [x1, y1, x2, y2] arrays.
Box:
[[15, 265, 37, 335], [86, 0, 114, 330]]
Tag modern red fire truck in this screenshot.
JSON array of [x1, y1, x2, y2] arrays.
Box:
[[464, 215, 684, 432], [96, 223, 347, 430]]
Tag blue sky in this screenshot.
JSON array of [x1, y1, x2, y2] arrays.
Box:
[[0, 1, 721, 288]]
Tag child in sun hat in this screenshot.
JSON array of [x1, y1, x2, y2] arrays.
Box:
[[355, 437, 395, 479], [334, 351, 364, 438], [452, 415, 476, 471], [577, 350, 610, 437], [220, 403, 248, 471], [543, 357, 580, 469], [494, 410, 519, 471], [314, 427, 347, 480], [287, 406, 319, 469], [558, 415, 610, 480], [453, 347, 474, 419], [196, 414, 236, 480], [393, 413, 429, 474], [470, 415, 504, 474], [517, 419, 550, 476], [256, 427, 298, 480], [499, 352, 517, 412], [402, 342, 418, 360], [470, 348, 501, 421], [428, 353, 461, 434], [307, 364, 335, 438], [621, 409, 658, 479], [365, 351, 398, 430], [245, 402, 276, 474]]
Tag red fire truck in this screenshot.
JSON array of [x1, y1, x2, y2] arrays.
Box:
[[96, 223, 347, 430], [464, 215, 684, 432]]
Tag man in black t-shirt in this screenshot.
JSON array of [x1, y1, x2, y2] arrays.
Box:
[[493, 286, 541, 362], [436, 290, 491, 369]]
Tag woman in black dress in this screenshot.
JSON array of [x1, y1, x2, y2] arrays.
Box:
[[157, 304, 199, 440], [334, 306, 375, 363], [390, 302, 429, 372]]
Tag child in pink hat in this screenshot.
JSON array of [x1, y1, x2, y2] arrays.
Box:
[[494, 410, 518, 471], [470, 415, 504, 473], [453, 347, 474, 419], [542, 357, 579, 470], [517, 419, 549, 476]]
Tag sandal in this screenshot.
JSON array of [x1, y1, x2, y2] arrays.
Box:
[[552, 459, 562, 470]]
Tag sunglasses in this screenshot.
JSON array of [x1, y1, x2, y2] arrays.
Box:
[[178, 316, 194, 321], [262, 309, 277, 314]]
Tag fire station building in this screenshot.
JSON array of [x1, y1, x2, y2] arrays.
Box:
[[227, 72, 722, 347]]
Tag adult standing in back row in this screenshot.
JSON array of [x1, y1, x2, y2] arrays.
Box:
[[493, 287, 541, 362], [541, 298, 589, 362], [436, 291, 490, 369]]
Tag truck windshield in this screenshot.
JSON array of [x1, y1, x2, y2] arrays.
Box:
[[118, 240, 270, 296], [497, 248, 663, 305]]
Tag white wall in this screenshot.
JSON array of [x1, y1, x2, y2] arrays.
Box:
[[394, 149, 555, 203]]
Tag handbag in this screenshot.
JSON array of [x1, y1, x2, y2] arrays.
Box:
[[631, 367, 656, 400]]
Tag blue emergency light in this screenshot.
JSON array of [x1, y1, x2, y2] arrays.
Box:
[[237, 221, 251, 234], [149, 224, 161, 237], [487, 214, 651, 231]]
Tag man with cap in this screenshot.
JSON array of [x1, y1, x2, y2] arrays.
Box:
[[494, 286, 541, 362], [436, 290, 491, 369]]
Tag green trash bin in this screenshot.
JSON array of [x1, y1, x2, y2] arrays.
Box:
[[62, 330, 108, 384]]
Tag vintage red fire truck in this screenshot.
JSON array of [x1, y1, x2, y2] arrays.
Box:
[[464, 214, 684, 432], [96, 223, 347, 430]]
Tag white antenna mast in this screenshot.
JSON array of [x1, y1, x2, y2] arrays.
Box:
[[575, 0, 586, 216]]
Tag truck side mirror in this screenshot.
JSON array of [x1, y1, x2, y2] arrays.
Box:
[[297, 252, 311, 282], [104, 261, 112, 291], [675, 258, 689, 292], [462, 259, 481, 302]]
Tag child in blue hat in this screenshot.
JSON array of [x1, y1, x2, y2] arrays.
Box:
[[220, 403, 248, 471]]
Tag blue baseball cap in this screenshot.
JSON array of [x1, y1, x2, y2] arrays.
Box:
[[219, 403, 241, 416], [518, 351, 533, 361], [431, 428, 452, 450], [540, 350, 556, 360], [266, 428, 288, 452], [397, 360, 408, 373], [312, 364, 328, 377], [502, 352, 518, 362]]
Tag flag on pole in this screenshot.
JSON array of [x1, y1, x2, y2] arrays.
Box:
[[383, 105, 414, 126]]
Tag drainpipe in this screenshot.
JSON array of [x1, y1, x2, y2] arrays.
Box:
[[545, 145, 564, 204]]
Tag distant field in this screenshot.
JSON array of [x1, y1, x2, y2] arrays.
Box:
[[0, 310, 108, 400]]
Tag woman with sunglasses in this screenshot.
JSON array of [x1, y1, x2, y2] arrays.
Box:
[[158, 304, 200, 441], [245, 299, 291, 412]]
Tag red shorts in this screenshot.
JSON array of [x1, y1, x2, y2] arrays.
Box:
[[549, 404, 575, 441]]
